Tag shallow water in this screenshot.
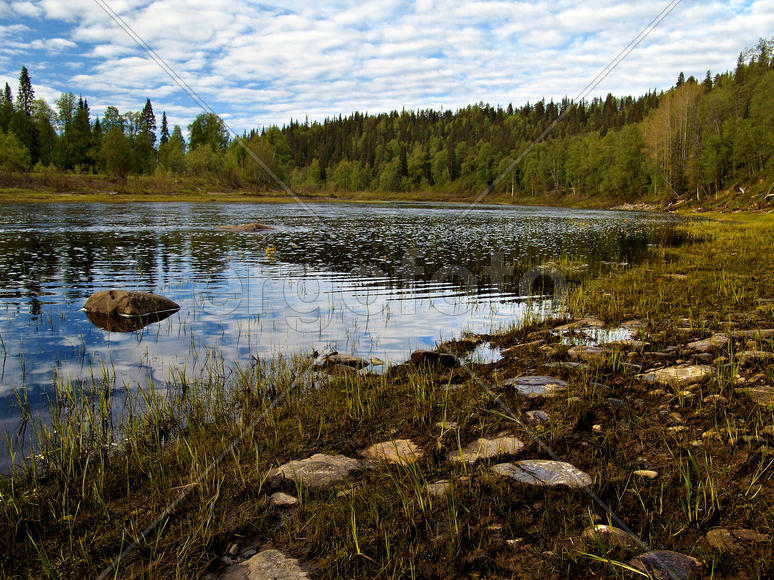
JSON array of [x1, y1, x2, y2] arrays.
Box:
[[0, 201, 678, 450]]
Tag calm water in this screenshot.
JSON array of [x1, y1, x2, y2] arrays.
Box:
[[0, 201, 679, 455]]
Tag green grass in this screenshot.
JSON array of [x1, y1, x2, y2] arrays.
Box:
[[1, 213, 774, 578]]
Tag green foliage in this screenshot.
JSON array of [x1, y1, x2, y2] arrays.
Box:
[[101, 126, 131, 177], [0, 130, 30, 171], [188, 112, 229, 152]]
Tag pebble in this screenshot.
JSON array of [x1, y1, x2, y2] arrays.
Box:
[[629, 550, 703, 580], [581, 524, 641, 551], [632, 469, 659, 479], [702, 394, 728, 404], [526, 410, 550, 423], [270, 492, 300, 508]]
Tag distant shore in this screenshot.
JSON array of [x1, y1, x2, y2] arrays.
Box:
[[3, 171, 772, 212]]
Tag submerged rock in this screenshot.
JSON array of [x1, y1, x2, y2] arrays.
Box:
[[215, 222, 273, 232], [84, 289, 180, 318], [268, 453, 361, 489], [447, 436, 524, 464], [504, 376, 568, 398], [84, 309, 176, 332], [491, 460, 592, 488], [629, 550, 703, 580], [220, 549, 308, 580]]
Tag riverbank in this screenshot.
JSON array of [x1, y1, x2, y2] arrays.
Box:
[[1, 212, 773, 578], [2, 171, 773, 212]]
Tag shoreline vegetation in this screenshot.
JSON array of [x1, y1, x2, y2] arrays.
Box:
[[0, 170, 772, 213], [1, 211, 773, 578]]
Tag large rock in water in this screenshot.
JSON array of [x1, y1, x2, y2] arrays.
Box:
[[84, 290, 180, 318], [215, 222, 273, 232]]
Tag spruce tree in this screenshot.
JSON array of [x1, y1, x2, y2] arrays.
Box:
[[0, 83, 13, 132], [140, 98, 157, 146], [17, 66, 34, 116], [160, 111, 169, 146]]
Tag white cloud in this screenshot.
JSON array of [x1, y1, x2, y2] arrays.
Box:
[[2, 0, 773, 129], [11, 1, 42, 17]]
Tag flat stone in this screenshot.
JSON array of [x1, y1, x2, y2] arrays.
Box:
[[501, 339, 545, 357], [410, 349, 458, 367], [436, 420, 459, 431], [639, 365, 714, 386], [426, 480, 451, 498], [221, 549, 308, 580], [687, 333, 729, 353], [322, 353, 369, 368], [545, 361, 587, 371], [740, 385, 774, 406], [706, 528, 772, 551], [503, 375, 568, 397], [492, 460, 592, 488], [629, 550, 703, 580], [736, 350, 774, 364], [605, 339, 648, 349], [526, 410, 550, 423], [581, 524, 641, 551], [269, 454, 361, 489], [448, 436, 525, 463], [269, 492, 299, 508], [568, 345, 612, 362], [359, 439, 423, 465], [733, 329, 774, 339], [621, 319, 645, 329], [554, 317, 605, 332], [633, 469, 659, 479]]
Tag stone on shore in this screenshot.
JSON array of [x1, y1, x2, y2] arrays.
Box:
[[629, 550, 703, 580], [639, 365, 714, 387], [84, 289, 180, 318], [581, 524, 641, 551], [687, 333, 729, 353], [504, 376, 568, 398], [358, 439, 423, 465], [410, 349, 458, 367], [220, 549, 308, 580], [740, 385, 774, 406], [568, 345, 612, 362], [554, 318, 605, 332], [447, 436, 525, 463], [268, 454, 361, 489], [492, 460, 592, 488], [269, 492, 300, 508], [705, 528, 771, 551], [322, 353, 369, 368]]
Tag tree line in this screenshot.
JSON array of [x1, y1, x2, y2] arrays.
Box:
[[1, 38, 772, 201]]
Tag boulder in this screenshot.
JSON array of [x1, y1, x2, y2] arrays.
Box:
[[410, 349, 458, 367], [84, 290, 180, 318], [629, 550, 703, 580], [492, 460, 592, 488], [504, 376, 568, 398], [268, 454, 361, 489], [447, 436, 525, 464]]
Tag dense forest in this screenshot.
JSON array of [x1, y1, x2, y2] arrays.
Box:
[[1, 38, 773, 202]]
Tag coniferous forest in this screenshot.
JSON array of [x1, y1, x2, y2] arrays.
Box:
[[1, 38, 773, 203]]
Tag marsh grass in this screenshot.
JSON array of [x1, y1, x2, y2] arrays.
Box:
[[2, 212, 774, 577]]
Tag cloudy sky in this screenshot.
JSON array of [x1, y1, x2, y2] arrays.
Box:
[[1, 1, 773, 135]]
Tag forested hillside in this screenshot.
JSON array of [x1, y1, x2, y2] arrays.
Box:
[[1, 39, 773, 203]]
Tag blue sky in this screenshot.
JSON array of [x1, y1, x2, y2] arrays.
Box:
[[1, 1, 773, 137]]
